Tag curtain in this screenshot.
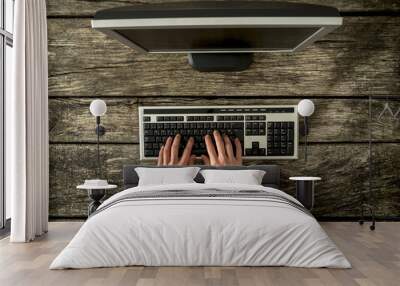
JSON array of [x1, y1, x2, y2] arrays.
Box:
[[9, 0, 49, 242]]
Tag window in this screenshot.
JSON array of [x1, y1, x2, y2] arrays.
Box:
[[1, 0, 14, 230]]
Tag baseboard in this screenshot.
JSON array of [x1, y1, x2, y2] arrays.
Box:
[[0, 218, 11, 239]]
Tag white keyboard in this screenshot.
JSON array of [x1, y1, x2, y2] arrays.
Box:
[[139, 106, 299, 160]]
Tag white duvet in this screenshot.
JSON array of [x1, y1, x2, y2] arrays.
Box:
[[50, 183, 351, 269]]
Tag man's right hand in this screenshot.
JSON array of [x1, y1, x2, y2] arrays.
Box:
[[201, 130, 243, 166]]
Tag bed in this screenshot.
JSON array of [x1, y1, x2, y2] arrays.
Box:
[[50, 165, 350, 269]]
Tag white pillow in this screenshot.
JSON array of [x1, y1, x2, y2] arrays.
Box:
[[200, 169, 266, 185], [135, 167, 201, 186]]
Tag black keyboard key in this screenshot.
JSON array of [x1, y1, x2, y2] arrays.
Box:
[[274, 122, 281, 128], [157, 116, 164, 122], [144, 129, 153, 136], [259, 129, 266, 135], [288, 122, 294, 129], [144, 123, 151, 130], [252, 122, 259, 129], [259, 148, 266, 156], [177, 116, 184, 121], [252, 142, 259, 149], [288, 143, 294, 155], [224, 122, 232, 129], [288, 129, 294, 141], [152, 143, 159, 149], [197, 123, 204, 129], [143, 116, 151, 122], [232, 122, 244, 129], [144, 150, 153, 156], [237, 116, 244, 121], [207, 116, 214, 121], [245, 148, 253, 156], [211, 122, 217, 129], [144, 136, 155, 143]]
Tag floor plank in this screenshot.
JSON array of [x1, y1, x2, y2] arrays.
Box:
[[0, 222, 399, 286]]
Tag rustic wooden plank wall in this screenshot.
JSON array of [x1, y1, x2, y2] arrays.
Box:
[[47, 0, 400, 219]]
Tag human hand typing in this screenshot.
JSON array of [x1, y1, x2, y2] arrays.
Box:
[[157, 134, 196, 166], [201, 130, 243, 166], [157, 131, 242, 166]]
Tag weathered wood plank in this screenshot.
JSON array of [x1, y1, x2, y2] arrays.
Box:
[[49, 143, 400, 218], [49, 97, 400, 143], [47, 17, 400, 97], [49, 98, 139, 143], [49, 144, 140, 217], [46, 0, 400, 17]]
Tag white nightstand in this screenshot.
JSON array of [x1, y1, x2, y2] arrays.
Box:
[[77, 182, 117, 216], [289, 177, 321, 210]]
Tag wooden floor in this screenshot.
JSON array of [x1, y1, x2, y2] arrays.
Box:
[[0, 222, 399, 286]]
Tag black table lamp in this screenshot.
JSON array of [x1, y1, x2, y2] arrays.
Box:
[[89, 99, 107, 178]]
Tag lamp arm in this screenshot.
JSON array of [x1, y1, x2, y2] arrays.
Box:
[[96, 116, 102, 178], [304, 116, 308, 162]]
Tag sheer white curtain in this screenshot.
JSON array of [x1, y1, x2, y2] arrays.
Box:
[[9, 0, 49, 242]]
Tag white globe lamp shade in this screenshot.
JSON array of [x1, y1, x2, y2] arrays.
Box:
[[298, 99, 315, 117], [90, 99, 107, 116]]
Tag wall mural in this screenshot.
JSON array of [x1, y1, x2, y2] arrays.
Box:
[[47, 0, 400, 219]]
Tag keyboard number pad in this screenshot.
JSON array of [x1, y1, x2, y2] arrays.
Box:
[[245, 122, 266, 136], [267, 122, 294, 156]]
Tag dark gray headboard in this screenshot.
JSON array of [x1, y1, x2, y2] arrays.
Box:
[[123, 165, 280, 189]]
